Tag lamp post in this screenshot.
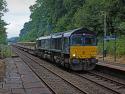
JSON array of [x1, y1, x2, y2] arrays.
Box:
[[102, 11, 107, 61], [114, 31, 117, 62]]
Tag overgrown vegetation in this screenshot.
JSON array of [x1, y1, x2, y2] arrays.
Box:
[[19, 0, 125, 56], [0, 0, 7, 44], [0, 59, 5, 81], [98, 36, 125, 56], [0, 0, 8, 58], [0, 45, 11, 58]]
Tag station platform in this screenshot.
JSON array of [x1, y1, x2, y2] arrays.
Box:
[[97, 61, 125, 72], [0, 57, 52, 94]]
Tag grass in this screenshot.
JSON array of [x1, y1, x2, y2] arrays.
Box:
[[0, 60, 5, 81], [97, 36, 125, 63], [0, 45, 11, 82], [98, 35, 125, 57], [0, 45, 12, 58]]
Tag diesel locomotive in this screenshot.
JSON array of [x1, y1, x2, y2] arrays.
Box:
[[16, 28, 98, 71]]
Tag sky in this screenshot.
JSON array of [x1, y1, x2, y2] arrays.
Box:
[[2, 0, 36, 38]]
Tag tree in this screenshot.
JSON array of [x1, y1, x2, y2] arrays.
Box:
[[0, 0, 7, 44], [19, 0, 125, 41]]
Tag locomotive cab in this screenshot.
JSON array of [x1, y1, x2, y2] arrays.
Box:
[[69, 29, 98, 70]]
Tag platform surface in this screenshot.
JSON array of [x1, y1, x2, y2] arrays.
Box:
[[0, 57, 52, 94], [98, 61, 125, 72]]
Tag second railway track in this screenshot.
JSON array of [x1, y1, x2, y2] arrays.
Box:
[[75, 71, 125, 94], [13, 46, 125, 94]]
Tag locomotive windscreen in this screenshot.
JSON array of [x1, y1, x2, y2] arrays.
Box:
[[70, 34, 96, 46]]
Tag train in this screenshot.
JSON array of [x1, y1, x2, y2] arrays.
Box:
[[15, 27, 98, 71]]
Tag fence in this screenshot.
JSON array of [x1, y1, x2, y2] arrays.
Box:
[[97, 35, 125, 63]]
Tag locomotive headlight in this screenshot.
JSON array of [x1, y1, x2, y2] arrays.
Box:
[[73, 54, 76, 57]]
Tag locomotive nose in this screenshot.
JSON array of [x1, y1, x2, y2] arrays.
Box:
[[70, 46, 97, 59]]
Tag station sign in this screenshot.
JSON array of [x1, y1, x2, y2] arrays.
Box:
[[104, 35, 117, 40]]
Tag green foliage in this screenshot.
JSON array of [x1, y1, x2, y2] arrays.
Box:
[[20, 0, 125, 41], [0, 0, 7, 44], [0, 45, 11, 58], [119, 22, 125, 34], [19, 0, 86, 41], [98, 36, 125, 57]]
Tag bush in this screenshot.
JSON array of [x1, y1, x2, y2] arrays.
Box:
[[0, 45, 11, 58]]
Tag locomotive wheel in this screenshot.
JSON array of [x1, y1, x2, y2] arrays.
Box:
[[51, 55, 55, 63], [83, 62, 96, 71], [64, 63, 70, 69]]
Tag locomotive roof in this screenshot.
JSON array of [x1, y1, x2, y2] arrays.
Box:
[[63, 27, 95, 37], [52, 32, 64, 38], [37, 35, 51, 40], [18, 42, 36, 44], [37, 27, 95, 40]]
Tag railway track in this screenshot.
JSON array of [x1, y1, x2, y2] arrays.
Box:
[[14, 47, 87, 94], [13, 46, 125, 94], [75, 71, 125, 94]]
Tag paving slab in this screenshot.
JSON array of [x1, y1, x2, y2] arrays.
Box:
[[98, 62, 125, 72], [12, 88, 25, 94], [0, 57, 52, 94], [0, 88, 11, 94], [26, 87, 51, 94]]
